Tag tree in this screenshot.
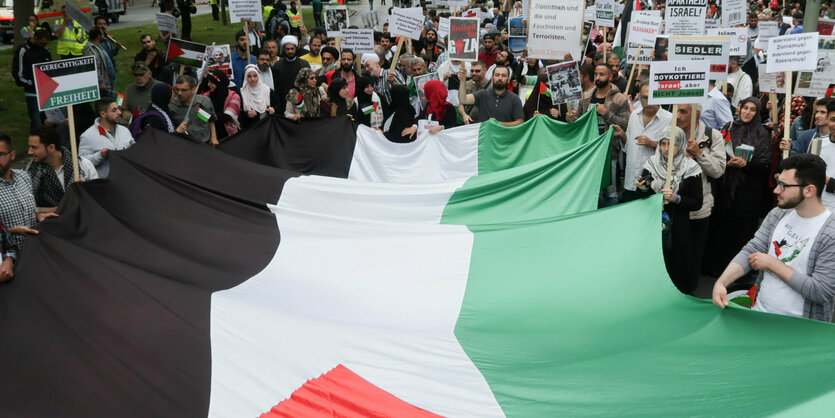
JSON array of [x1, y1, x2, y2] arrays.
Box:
[[12, 0, 34, 47]]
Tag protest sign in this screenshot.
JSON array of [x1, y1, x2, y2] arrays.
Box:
[[633, 9, 662, 19], [706, 27, 747, 56], [206, 44, 233, 79], [509, 17, 527, 53], [584, 5, 595, 23], [437, 17, 450, 38], [34, 56, 100, 111], [448, 18, 479, 61], [545, 61, 583, 105], [229, 0, 263, 23], [648, 60, 710, 105], [527, 0, 584, 60], [614, 2, 624, 17], [390, 7, 424, 40], [767, 32, 819, 74], [166, 38, 209, 68], [156, 12, 178, 36], [625, 15, 662, 64], [819, 18, 835, 36], [668, 36, 730, 80], [757, 64, 783, 93], [595, 0, 615, 28], [339, 29, 375, 54], [66, 1, 94, 31], [664, 0, 707, 36], [795, 36, 835, 98], [414, 72, 440, 106], [753, 21, 778, 49], [704, 18, 719, 29], [359, 10, 381, 29], [325, 6, 350, 36], [721, 0, 746, 27], [417, 120, 440, 136]]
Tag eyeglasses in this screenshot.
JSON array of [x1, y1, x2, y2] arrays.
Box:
[[173, 87, 192, 93], [0, 151, 11, 157], [308, 76, 318, 80], [774, 175, 807, 191]]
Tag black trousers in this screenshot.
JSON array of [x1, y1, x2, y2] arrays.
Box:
[[211, 4, 219, 20], [687, 217, 710, 292]]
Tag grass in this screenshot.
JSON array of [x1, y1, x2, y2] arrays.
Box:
[[0, 12, 317, 157]]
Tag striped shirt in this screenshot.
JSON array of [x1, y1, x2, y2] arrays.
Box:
[[0, 170, 37, 250], [371, 69, 404, 106]]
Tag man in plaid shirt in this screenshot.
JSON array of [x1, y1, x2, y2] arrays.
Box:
[[0, 220, 17, 282]]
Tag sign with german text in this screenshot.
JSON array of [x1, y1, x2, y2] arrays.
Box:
[[706, 27, 747, 56], [437, 17, 450, 38], [667, 35, 730, 80], [390, 7, 424, 40], [625, 14, 662, 64], [767, 32, 819, 73], [648, 61, 710, 105], [721, 0, 746, 27], [527, 0, 584, 60], [664, 0, 707, 36], [34, 56, 100, 111], [229, 0, 263, 23], [595, 0, 615, 28], [795, 36, 835, 98], [448, 18, 479, 61], [339, 29, 375, 54]]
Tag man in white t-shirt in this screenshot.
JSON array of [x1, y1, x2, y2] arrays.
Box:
[[713, 154, 835, 321]]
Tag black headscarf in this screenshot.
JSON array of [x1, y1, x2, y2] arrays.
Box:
[[328, 78, 349, 117], [206, 69, 230, 118], [355, 76, 374, 126], [717, 96, 772, 210], [151, 82, 172, 115], [384, 85, 416, 143]]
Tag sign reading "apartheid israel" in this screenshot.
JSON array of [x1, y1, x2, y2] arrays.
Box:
[[648, 61, 710, 105], [33, 56, 100, 111], [667, 35, 730, 80]]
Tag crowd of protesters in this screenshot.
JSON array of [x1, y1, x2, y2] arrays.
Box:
[[8, 0, 835, 321]]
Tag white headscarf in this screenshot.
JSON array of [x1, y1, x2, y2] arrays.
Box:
[[240, 64, 271, 114], [643, 127, 702, 193]]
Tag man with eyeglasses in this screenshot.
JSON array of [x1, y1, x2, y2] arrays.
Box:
[[621, 84, 670, 203], [169, 75, 218, 147], [713, 154, 835, 321], [458, 61, 490, 124], [678, 103, 726, 287]]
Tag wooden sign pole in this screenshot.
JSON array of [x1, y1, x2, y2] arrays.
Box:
[[665, 104, 680, 190], [390, 37, 406, 73], [782, 71, 793, 159], [689, 103, 698, 140], [67, 105, 81, 181], [244, 21, 251, 64], [624, 45, 642, 97]]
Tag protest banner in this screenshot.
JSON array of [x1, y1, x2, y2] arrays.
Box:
[[340, 29, 375, 54], [448, 18, 479, 61], [34, 56, 101, 181], [664, 0, 707, 36], [704, 18, 719, 30], [166, 38, 210, 68], [754, 21, 778, 49], [795, 36, 835, 98], [66, 1, 94, 31], [625, 14, 662, 64], [706, 27, 747, 56], [721, 0, 746, 27], [595, 0, 615, 28], [648, 60, 710, 105], [390, 7, 424, 40], [819, 18, 835, 36], [229, 0, 263, 23], [527, 0, 584, 60], [509, 17, 527, 53], [325, 6, 350, 36], [437, 17, 450, 38], [766, 32, 819, 74], [545, 61, 583, 105], [668, 36, 730, 80]]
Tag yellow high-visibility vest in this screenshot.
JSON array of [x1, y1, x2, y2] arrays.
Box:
[[287, 10, 301, 28], [263, 5, 273, 21], [54, 19, 87, 56]]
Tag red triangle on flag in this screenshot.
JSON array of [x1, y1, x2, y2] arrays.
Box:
[[35, 66, 59, 109], [167, 40, 186, 61]]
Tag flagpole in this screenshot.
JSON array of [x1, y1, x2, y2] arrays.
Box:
[[625, 45, 641, 97], [183, 43, 216, 126], [67, 105, 80, 182], [581, 23, 595, 63]]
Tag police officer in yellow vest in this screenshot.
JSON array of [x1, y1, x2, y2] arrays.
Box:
[[53, 6, 87, 59], [262, 1, 274, 23], [286, 1, 302, 37]]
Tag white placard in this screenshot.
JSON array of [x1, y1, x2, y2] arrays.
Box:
[[229, 0, 263, 23], [664, 0, 708, 36], [339, 29, 375, 54], [754, 21, 778, 49], [704, 18, 719, 30], [794, 36, 835, 97], [527, 0, 585, 60], [706, 27, 747, 56], [437, 17, 450, 38], [595, 0, 615, 28], [633, 9, 661, 19], [390, 7, 425, 40], [614, 2, 624, 17], [417, 119, 440, 136], [648, 60, 710, 105], [625, 15, 662, 64], [757, 64, 782, 93], [668, 35, 730, 81], [766, 32, 820, 73], [325, 6, 350, 36], [783, 16, 794, 26], [584, 5, 595, 22], [721, 0, 746, 27]]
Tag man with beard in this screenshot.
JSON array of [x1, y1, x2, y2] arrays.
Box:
[[79, 98, 136, 178], [713, 154, 835, 321], [264, 40, 280, 66], [477, 33, 500, 68], [319, 46, 340, 78], [607, 54, 627, 94], [620, 84, 671, 203], [325, 49, 358, 99], [256, 51, 279, 91], [26, 126, 98, 211], [363, 54, 403, 111], [231, 31, 257, 89], [94, 16, 120, 73], [458, 60, 490, 124], [273, 35, 311, 103], [83, 27, 115, 98], [415, 29, 444, 64], [300, 36, 323, 68], [120, 62, 162, 124], [16, 28, 51, 130], [379, 32, 395, 66], [457, 65, 523, 126], [135, 34, 170, 82], [485, 49, 514, 84]]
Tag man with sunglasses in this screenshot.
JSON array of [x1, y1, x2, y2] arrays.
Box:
[[458, 61, 490, 125], [713, 154, 835, 321]]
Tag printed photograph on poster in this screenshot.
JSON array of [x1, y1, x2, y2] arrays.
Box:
[[667, 36, 730, 81], [653, 36, 669, 61], [648, 60, 710, 105], [448, 18, 480, 61], [325, 6, 349, 36], [207, 44, 233, 79], [527, 0, 585, 60], [545, 61, 583, 105], [664, 0, 707, 36], [509, 17, 525, 37], [795, 36, 835, 97], [508, 17, 526, 53], [757, 64, 784, 93], [414, 72, 440, 106]]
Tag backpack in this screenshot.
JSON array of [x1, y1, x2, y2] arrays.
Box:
[[11, 43, 29, 87]]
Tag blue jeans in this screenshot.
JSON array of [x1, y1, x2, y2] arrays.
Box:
[[25, 95, 43, 129]]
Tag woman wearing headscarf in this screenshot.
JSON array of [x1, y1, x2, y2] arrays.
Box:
[[383, 85, 418, 143], [239, 64, 277, 129], [635, 128, 703, 295], [285, 67, 327, 120], [418, 79, 458, 133], [354, 76, 384, 129], [202, 69, 241, 140], [327, 78, 358, 120], [522, 72, 564, 121], [703, 97, 773, 277], [129, 83, 176, 140]]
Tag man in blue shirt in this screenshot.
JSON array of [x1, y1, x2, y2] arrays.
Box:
[[229, 30, 256, 90], [700, 80, 734, 131]]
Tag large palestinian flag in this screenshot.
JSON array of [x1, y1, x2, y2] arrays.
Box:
[[3, 128, 835, 416]]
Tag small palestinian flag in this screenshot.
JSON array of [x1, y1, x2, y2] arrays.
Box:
[[537, 82, 552, 97], [295, 92, 305, 110], [196, 105, 211, 122], [362, 103, 376, 115], [826, 85, 834, 98], [328, 0, 343, 5], [166, 38, 209, 68], [722, 129, 733, 157], [116, 93, 125, 107]]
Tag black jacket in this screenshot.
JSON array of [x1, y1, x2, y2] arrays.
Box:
[[17, 41, 51, 94]]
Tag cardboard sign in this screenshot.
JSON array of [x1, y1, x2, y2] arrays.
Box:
[[706, 27, 747, 56], [206, 44, 233, 80], [413, 72, 440, 106], [595, 0, 615, 28], [721, 0, 746, 27], [625, 15, 662, 64], [584, 5, 595, 22], [66, 1, 94, 31], [795, 36, 835, 98], [229, 0, 263, 23], [668, 36, 730, 80], [767, 32, 819, 73], [390, 7, 425, 40], [757, 64, 783, 93], [664, 0, 708, 36], [340, 29, 375, 54], [34, 56, 100, 111], [448, 18, 479, 61], [325, 6, 350, 36], [156, 12, 178, 35], [753, 21, 778, 49], [819, 18, 835, 36], [545, 61, 583, 105], [648, 60, 710, 105], [527, 0, 584, 60], [437, 17, 450, 38]]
